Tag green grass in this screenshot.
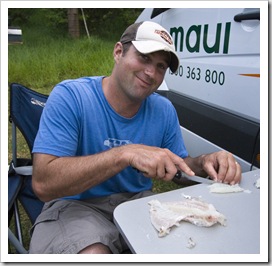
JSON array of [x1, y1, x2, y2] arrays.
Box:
[[8, 27, 183, 253], [9, 33, 114, 93]]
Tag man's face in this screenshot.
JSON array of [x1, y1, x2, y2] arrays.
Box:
[[113, 43, 170, 103]]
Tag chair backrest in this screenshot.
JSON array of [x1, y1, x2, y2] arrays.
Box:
[[9, 83, 49, 223], [10, 83, 48, 154]]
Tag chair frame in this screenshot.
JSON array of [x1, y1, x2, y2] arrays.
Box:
[[8, 83, 48, 253]]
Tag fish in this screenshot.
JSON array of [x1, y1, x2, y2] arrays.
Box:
[[255, 178, 260, 189], [208, 183, 244, 193], [148, 198, 226, 237], [186, 237, 196, 249]]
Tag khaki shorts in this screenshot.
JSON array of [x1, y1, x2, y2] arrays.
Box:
[[29, 191, 154, 254]]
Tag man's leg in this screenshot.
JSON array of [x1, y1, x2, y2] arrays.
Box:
[[29, 199, 125, 254], [78, 243, 112, 254]]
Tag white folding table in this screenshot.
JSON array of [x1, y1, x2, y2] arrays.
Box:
[[114, 169, 260, 254]]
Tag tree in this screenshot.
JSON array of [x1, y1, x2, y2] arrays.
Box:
[[67, 8, 79, 38], [8, 8, 144, 40]]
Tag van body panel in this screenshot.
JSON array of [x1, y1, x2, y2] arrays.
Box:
[[136, 8, 260, 168]]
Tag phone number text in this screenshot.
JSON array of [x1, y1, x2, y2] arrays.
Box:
[[170, 65, 225, 86]]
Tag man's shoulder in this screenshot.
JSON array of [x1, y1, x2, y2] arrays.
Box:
[[52, 76, 104, 98], [58, 76, 103, 87], [149, 92, 173, 107]]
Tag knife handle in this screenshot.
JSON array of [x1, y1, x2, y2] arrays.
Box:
[[133, 167, 186, 180], [174, 170, 185, 179]]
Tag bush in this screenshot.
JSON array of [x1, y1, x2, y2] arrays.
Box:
[[8, 8, 144, 41]]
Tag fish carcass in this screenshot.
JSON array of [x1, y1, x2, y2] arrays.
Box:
[[148, 198, 226, 237]]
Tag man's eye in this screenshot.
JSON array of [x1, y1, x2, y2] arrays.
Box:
[[157, 63, 168, 71], [158, 64, 166, 70]]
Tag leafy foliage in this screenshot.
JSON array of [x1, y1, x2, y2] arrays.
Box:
[[81, 8, 144, 40], [8, 8, 144, 40]]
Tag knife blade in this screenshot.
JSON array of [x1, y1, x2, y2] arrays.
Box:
[[174, 170, 214, 184]]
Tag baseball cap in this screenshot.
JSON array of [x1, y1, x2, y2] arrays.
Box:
[[120, 21, 179, 73]]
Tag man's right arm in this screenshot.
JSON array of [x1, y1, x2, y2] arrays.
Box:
[[32, 144, 194, 202], [32, 147, 130, 202]]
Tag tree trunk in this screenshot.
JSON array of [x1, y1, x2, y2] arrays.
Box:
[[68, 8, 80, 38]]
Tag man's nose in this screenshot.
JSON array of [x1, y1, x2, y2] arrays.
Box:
[[144, 64, 156, 76]]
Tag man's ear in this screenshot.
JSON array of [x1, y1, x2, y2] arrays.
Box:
[[113, 42, 123, 63]]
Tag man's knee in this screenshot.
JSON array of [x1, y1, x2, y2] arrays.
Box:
[[78, 243, 112, 254]]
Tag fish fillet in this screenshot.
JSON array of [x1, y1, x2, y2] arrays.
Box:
[[255, 178, 260, 188], [208, 183, 244, 193], [149, 198, 226, 237]]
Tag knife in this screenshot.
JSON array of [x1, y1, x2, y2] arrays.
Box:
[[174, 170, 214, 184]]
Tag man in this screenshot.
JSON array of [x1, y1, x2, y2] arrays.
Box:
[[29, 21, 241, 254]]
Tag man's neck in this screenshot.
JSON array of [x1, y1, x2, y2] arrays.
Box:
[[102, 76, 142, 118]]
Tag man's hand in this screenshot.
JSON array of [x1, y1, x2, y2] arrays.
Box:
[[126, 144, 194, 181], [196, 151, 242, 185]]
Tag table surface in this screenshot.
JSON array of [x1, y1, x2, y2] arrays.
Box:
[[113, 169, 260, 254]]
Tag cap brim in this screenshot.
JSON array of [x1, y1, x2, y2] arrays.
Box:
[[132, 40, 179, 73]]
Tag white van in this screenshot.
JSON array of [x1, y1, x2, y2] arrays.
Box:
[[136, 8, 260, 171]]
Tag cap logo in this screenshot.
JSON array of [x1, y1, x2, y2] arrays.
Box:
[[154, 29, 173, 45]]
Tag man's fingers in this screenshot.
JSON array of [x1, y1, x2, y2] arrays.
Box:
[[177, 162, 195, 177], [165, 150, 195, 177], [203, 151, 242, 184], [128, 146, 194, 181], [220, 159, 241, 185]]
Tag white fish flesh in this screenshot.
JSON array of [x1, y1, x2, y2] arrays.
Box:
[[186, 237, 196, 249], [255, 178, 260, 188], [208, 183, 244, 193], [148, 198, 226, 237]]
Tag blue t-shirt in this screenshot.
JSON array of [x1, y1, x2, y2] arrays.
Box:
[[33, 76, 188, 199]]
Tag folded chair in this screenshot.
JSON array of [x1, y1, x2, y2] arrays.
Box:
[[8, 83, 48, 253]]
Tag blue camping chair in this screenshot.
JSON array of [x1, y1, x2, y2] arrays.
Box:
[[8, 83, 48, 253]]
